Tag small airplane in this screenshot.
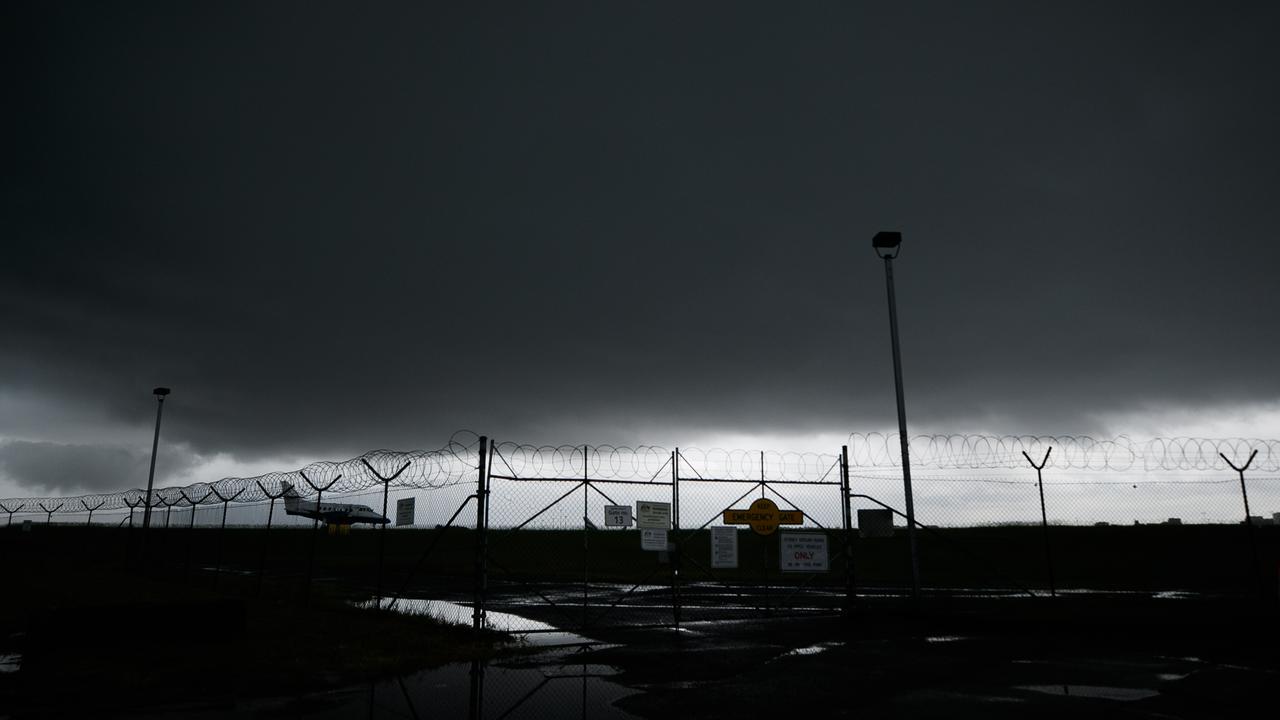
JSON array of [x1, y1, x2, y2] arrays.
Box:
[[281, 481, 390, 525]]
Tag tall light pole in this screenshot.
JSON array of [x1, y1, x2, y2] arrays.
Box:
[[873, 231, 921, 601], [141, 387, 171, 539]]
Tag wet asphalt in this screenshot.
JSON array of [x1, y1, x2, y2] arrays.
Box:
[[568, 597, 1280, 719]]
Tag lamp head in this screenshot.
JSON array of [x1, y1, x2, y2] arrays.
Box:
[[872, 231, 902, 259], [153, 387, 171, 397]]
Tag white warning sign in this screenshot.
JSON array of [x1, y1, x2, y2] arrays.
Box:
[[780, 532, 828, 573], [395, 497, 415, 527], [636, 501, 671, 529], [711, 526, 738, 569], [640, 528, 668, 551], [604, 505, 633, 527]]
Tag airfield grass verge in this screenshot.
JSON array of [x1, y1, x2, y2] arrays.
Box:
[[0, 529, 519, 714]]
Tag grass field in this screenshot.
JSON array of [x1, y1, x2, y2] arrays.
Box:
[[4, 521, 1277, 595]]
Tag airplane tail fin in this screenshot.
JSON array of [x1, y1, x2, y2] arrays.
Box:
[[281, 480, 301, 512]]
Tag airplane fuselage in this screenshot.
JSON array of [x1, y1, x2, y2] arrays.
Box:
[[281, 484, 390, 525]]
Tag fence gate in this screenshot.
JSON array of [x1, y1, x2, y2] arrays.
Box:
[[482, 442, 681, 634], [673, 448, 853, 621]]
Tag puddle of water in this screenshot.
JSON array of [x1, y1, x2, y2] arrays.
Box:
[[1157, 673, 1189, 682], [360, 597, 597, 646], [775, 641, 842, 659], [0, 652, 20, 673], [540, 663, 624, 678], [1017, 685, 1160, 701], [924, 635, 966, 643]]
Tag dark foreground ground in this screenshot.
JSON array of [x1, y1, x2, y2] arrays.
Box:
[[575, 596, 1280, 719], [3, 523, 1278, 717], [3, 590, 1278, 718]]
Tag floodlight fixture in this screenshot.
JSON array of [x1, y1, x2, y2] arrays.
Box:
[[872, 231, 902, 258]]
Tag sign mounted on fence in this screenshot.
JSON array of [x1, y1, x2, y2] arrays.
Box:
[[636, 501, 671, 529], [857, 509, 894, 538], [722, 497, 804, 536], [711, 526, 738, 568], [604, 505, 633, 527], [395, 498, 415, 527], [641, 528, 668, 551], [780, 532, 828, 573]]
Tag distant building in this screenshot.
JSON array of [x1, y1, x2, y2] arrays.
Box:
[[1094, 522, 1110, 527], [1165, 518, 1182, 525]]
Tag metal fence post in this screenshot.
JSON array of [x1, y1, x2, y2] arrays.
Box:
[[468, 658, 487, 720], [160, 496, 179, 530], [179, 490, 209, 582], [582, 444, 589, 632], [210, 487, 245, 589], [1, 503, 17, 527], [255, 480, 288, 596], [81, 499, 104, 527], [761, 452, 771, 616], [672, 449, 681, 629], [841, 445, 855, 615], [473, 437, 489, 631], [1022, 448, 1055, 597], [39, 502, 62, 525], [1220, 450, 1263, 599], [124, 498, 141, 529], [122, 497, 142, 565], [360, 458, 412, 604], [300, 471, 342, 605]]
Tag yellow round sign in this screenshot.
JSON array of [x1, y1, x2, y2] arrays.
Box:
[[722, 497, 805, 536]]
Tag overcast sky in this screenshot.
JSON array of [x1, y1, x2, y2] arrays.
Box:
[[4, 1, 1279, 497]]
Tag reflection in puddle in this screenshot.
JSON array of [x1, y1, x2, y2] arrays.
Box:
[[0, 653, 20, 673], [365, 658, 639, 719], [776, 641, 842, 659], [361, 597, 596, 646], [924, 635, 966, 643], [1017, 685, 1160, 701], [133, 656, 640, 719]]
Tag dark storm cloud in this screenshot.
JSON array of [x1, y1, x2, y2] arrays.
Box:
[[0, 439, 200, 495], [3, 1, 1280, 466]]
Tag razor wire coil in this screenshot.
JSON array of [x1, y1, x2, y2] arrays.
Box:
[[3, 432, 1278, 515]]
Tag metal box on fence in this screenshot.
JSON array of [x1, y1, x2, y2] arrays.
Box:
[[857, 509, 895, 538]]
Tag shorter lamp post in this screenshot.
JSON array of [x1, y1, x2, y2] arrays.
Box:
[[139, 387, 171, 563]]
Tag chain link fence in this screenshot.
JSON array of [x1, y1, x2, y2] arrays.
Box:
[[4, 432, 1279, 626]]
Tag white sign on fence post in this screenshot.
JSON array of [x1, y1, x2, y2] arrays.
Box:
[[640, 528, 668, 551], [395, 497, 415, 527], [711, 526, 738, 569], [636, 501, 671, 529], [780, 532, 828, 573], [604, 505, 633, 528]]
